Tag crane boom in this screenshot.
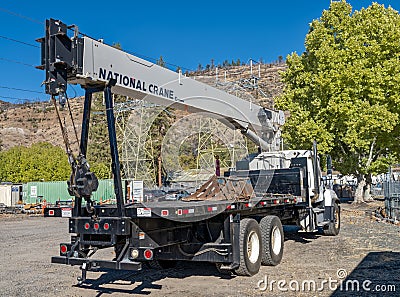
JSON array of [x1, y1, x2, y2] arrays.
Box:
[[38, 19, 283, 150]]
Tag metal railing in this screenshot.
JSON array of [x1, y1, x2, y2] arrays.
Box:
[[383, 180, 400, 221]]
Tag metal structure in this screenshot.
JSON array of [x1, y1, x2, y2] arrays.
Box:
[[384, 175, 400, 221], [161, 113, 249, 188], [114, 100, 161, 187], [118, 60, 279, 186]]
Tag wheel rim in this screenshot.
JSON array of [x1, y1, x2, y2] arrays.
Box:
[[334, 208, 340, 229], [247, 230, 260, 263], [271, 226, 282, 255]]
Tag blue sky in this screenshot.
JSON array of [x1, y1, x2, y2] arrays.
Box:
[[0, 0, 399, 102]]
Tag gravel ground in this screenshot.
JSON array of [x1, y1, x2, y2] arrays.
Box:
[[0, 201, 399, 297]]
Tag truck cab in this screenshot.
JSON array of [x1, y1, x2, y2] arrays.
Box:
[[227, 148, 340, 233]]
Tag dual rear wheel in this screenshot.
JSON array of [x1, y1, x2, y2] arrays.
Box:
[[233, 216, 284, 276]]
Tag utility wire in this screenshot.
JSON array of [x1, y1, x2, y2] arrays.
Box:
[[127, 49, 193, 72], [71, 28, 193, 72], [0, 7, 43, 25], [0, 34, 39, 48], [0, 57, 37, 68], [0, 7, 194, 73], [0, 95, 42, 102], [0, 7, 196, 73], [0, 85, 44, 94]]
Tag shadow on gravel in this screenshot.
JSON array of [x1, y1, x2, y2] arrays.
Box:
[[331, 251, 400, 297], [76, 261, 234, 296], [283, 225, 322, 244], [75, 227, 325, 295]]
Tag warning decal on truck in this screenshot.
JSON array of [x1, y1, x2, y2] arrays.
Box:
[[61, 208, 72, 218], [137, 207, 152, 217]]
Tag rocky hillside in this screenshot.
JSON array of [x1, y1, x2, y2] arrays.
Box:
[[0, 99, 83, 151], [0, 63, 286, 151], [193, 63, 286, 109]]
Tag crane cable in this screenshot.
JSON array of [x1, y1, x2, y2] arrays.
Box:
[[65, 93, 80, 151], [50, 94, 76, 165]]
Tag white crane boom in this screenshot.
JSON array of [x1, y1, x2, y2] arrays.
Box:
[[38, 19, 284, 150]]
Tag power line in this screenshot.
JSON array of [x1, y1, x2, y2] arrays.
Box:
[[123, 48, 193, 72], [0, 86, 44, 94], [0, 7, 43, 25], [0, 35, 39, 48], [0, 7, 194, 73], [0, 95, 43, 102], [0, 57, 37, 68]]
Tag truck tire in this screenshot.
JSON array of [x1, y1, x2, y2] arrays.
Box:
[[234, 218, 262, 276], [147, 260, 177, 269], [259, 216, 284, 266], [323, 203, 340, 236]]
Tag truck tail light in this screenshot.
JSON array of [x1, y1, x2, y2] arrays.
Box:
[[94, 223, 99, 230], [144, 249, 153, 260], [60, 244, 68, 254], [103, 223, 110, 230], [84, 223, 90, 230]]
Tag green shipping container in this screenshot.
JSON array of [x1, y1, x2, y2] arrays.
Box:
[[23, 179, 120, 205]]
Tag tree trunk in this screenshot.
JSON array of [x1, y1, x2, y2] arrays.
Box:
[[354, 174, 373, 203], [363, 173, 373, 201], [363, 183, 372, 201], [354, 175, 365, 203]]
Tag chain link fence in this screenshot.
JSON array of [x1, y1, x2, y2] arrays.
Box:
[[383, 180, 400, 221]]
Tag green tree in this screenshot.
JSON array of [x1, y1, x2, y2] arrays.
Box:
[[147, 108, 176, 186], [157, 56, 166, 68], [0, 142, 70, 183], [87, 93, 112, 179], [112, 42, 122, 50], [275, 1, 400, 202]]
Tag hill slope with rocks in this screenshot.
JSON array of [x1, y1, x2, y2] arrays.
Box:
[[0, 63, 286, 152]]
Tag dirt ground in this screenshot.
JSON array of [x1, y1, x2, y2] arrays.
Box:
[[0, 201, 399, 297]]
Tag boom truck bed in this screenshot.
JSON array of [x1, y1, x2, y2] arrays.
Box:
[[38, 19, 340, 283]]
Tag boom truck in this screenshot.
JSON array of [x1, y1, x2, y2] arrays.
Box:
[[37, 19, 340, 283]]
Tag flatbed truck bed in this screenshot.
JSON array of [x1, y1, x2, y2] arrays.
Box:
[[90, 195, 301, 221]]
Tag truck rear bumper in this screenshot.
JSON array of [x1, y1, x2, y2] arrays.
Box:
[[51, 256, 142, 271]]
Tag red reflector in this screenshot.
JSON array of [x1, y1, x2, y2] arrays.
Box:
[[84, 223, 90, 230], [94, 223, 99, 230], [274, 200, 280, 204], [183, 209, 189, 214], [49, 210, 54, 216], [103, 223, 110, 230], [144, 249, 153, 260], [161, 210, 169, 216], [60, 245, 67, 254]]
